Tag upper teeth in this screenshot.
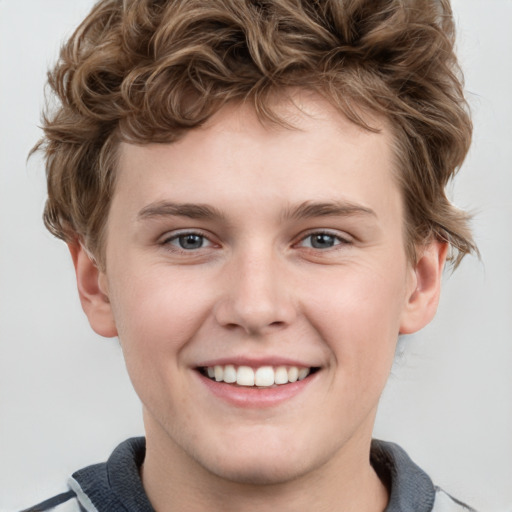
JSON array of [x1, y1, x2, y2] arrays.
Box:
[[205, 365, 311, 387]]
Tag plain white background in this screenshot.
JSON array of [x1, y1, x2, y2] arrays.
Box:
[[0, 1, 511, 511]]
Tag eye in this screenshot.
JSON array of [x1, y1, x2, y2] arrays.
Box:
[[164, 232, 214, 251], [298, 232, 350, 250]]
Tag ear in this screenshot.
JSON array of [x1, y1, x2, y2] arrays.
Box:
[[68, 242, 118, 338], [399, 241, 448, 335]]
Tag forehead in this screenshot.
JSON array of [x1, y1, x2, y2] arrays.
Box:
[[113, 93, 400, 224]]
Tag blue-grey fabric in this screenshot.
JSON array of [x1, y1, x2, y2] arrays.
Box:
[[20, 437, 476, 511], [370, 440, 473, 511], [71, 437, 153, 512], [372, 439, 436, 511]]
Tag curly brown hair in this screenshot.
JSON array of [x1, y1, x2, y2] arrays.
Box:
[[35, 0, 477, 268]]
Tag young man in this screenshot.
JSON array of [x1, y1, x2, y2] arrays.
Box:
[[24, 0, 477, 510]]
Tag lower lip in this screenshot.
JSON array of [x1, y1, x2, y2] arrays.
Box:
[[196, 371, 318, 408]]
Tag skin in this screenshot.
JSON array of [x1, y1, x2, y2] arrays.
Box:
[[71, 93, 447, 512]]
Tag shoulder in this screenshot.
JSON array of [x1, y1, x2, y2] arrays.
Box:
[[371, 440, 477, 512], [18, 437, 151, 512]]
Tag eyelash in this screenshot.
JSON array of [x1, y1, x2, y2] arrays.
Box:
[[160, 230, 352, 253], [161, 231, 216, 252], [295, 231, 352, 250]]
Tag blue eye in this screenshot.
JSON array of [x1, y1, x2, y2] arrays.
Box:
[[177, 234, 204, 249], [299, 232, 348, 249], [166, 233, 211, 250]]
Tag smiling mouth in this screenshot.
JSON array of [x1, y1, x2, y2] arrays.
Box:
[[198, 365, 320, 388]]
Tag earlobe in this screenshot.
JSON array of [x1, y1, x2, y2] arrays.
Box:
[[399, 241, 448, 335], [68, 242, 118, 338]]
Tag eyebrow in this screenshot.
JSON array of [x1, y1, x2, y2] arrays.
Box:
[[137, 200, 376, 223], [282, 201, 376, 221], [138, 201, 226, 221]]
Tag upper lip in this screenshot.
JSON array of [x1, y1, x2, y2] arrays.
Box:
[[195, 356, 320, 368]]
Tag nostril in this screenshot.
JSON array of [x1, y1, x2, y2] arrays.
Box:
[[220, 320, 287, 334], [213, 273, 297, 330]]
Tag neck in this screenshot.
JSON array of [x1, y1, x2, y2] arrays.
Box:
[[141, 418, 388, 512]]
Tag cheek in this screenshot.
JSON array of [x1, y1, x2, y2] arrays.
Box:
[[302, 263, 408, 377], [107, 266, 213, 362], [106, 269, 212, 414]]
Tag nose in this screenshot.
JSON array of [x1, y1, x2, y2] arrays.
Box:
[[213, 246, 297, 336]]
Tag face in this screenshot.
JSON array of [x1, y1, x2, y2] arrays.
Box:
[[81, 93, 441, 486]]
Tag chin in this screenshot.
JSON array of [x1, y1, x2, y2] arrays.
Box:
[[204, 456, 312, 486], [191, 437, 330, 486]]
